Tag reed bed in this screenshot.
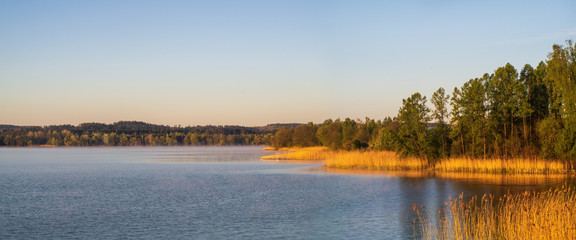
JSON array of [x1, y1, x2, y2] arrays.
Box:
[[261, 147, 571, 173], [435, 157, 566, 174], [414, 186, 576, 240], [261, 147, 428, 170], [260, 146, 329, 161], [323, 151, 428, 170]]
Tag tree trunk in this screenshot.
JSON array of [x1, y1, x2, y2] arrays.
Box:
[[483, 135, 486, 159], [472, 134, 475, 157], [504, 120, 507, 159], [528, 113, 532, 146], [511, 112, 514, 137], [442, 129, 446, 159], [523, 117, 528, 144], [461, 130, 465, 157]]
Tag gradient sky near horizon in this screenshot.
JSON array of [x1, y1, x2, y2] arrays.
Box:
[[1, 0, 575, 126]]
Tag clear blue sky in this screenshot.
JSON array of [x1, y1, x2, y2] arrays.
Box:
[[1, 0, 575, 126]]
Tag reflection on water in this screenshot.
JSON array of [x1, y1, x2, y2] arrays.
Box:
[[146, 146, 274, 162], [261, 159, 325, 165], [0, 146, 574, 240], [436, 171, 572, 185], [317, 166, 574, 188]]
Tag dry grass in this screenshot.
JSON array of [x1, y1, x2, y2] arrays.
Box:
[[414, 186, 576, 240], [260, 146, 329, 161], [261, 147, 570, 173], [435, 157, 566, 174], [323, 150, 428, 170], [261, 147, 428, 169]]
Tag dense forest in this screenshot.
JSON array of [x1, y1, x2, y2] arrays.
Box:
[[0, 121, 299, 147], [270, 41, 576, 168]]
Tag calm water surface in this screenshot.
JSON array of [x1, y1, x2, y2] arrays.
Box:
[[0, 146, 573, 239]]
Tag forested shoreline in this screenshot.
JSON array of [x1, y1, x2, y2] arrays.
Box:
[[2, 41, 575, 169], [269, 41, 576, 169], [0, 121, 299, 147]]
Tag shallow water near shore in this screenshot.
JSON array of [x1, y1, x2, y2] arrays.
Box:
[[1, 146, 574, 239]]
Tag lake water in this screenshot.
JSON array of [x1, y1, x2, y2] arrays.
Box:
[[1, 146, 573, 239]]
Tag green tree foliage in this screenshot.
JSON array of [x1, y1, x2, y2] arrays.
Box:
[[542, 40, 576, 166], [487, 63, 519, 158], [431, 87, 451, 158], [449, 87, 466, 156], [460, 77, 489, 158], [527, 61, 550, 128], [391, 41, 574, 168], [537, 116, 562, 159], [341, 118, 358, 150], [0, 122, 279, 147], [371, 124, 397, 151], [395, 93, 431, 161], [272, 127, 293, 149], [292, 123, 319, 147], [316, 119, 343, 150]]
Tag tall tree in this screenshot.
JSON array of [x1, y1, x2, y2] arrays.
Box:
[[449, 87, 466, 156], [519, 63, 551, 155], [487, 63, 518, 158], [460, 77, 488, 158], [396, 92, 431, 161], [431, 87, 450, 158], [544, 40, 576, 164], [341, 118, 357, 150], [531, 61, 549, 122]]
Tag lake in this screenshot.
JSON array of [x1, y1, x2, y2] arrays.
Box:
[[0, 146, 573, 239]]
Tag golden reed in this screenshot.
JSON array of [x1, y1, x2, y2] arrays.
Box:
[[414, 186, 576, 240], [261, 147, 328, 161], [263, 147, 574, 239], [262, 147, 427, 169], [262, 147, 569, 173], [436, 157, 566, 174]]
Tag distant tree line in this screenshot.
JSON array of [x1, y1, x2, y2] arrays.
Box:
[[4, 41, 575, 169], [0, 121, 300, 147], [271, 41, 576, 168]]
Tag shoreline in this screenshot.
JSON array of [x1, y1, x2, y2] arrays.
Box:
[[262, 146, 575, 175]]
